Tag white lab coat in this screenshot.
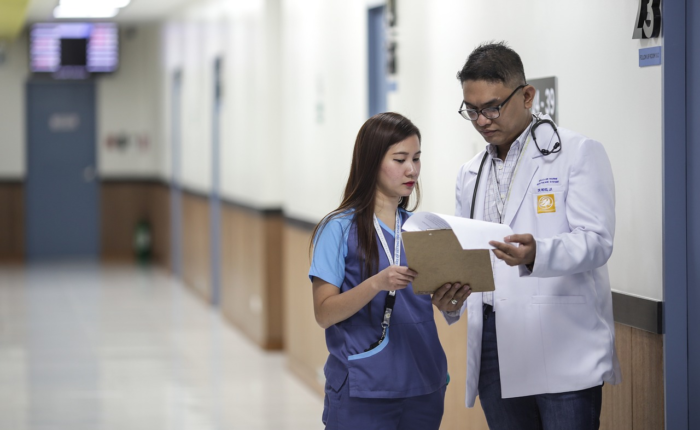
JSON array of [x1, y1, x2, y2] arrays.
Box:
[[447, 116, 622, 407]]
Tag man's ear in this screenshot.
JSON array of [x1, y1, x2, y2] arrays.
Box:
[[522, 85, 536, 109]]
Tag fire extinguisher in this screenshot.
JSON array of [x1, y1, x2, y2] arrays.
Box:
[[134, 220, 152, 264]]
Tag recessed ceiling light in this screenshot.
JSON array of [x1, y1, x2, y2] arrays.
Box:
[[53, 5, 120, 19], [59, 0, 131, 8]]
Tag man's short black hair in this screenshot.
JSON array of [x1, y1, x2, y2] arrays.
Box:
[[456, 41, 526, 87]]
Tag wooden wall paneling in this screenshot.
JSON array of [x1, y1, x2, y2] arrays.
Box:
[[149, 183, 171, 269], [601, 323, 633, 430], [232, 208, 263, 343], [263, 214, 284, 349], [101, 181, 171, 265], [434, 307, 489, 430], [100, 182, 151, 262], [631, 328, 665, 430], [221, 205, 281, 348], [0, 183, 24, 262], [221, 206, 236, 331], [181, 192, 211, 302], [283, 222, 326, 396]]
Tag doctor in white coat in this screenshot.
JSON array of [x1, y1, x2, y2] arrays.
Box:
[[439, 42, 622, 430]]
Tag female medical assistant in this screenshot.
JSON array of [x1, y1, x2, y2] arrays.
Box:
[[309, 208, 448, 429]]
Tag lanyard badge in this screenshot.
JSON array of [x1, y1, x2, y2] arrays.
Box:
[[365, 210, 402, 352]]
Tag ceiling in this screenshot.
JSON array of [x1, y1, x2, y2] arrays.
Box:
[[0, 0, 201, 42], [0, 0, 31, 40], [25, 0, 200, 24]]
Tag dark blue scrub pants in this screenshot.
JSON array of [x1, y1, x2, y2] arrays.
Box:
[[478, 304, 603, 430], [322, 377, 446, 430]]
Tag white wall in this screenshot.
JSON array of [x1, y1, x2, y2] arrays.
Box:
[[279, 0, 663, 300], [0, 25, 163, 180], [98, 24, 164, 178], [0, 34, 28, 178], [163, 0, 663, 299], [394, 0, 662, 300], [161, 0, 285, 207], [280, 0, 370, 220]]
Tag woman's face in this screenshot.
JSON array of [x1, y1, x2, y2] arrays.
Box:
[[376, 134, 421, 202]]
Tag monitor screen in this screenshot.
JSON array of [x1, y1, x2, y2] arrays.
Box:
[[60, 38, 88, 66], [30, 23, 118, 73]]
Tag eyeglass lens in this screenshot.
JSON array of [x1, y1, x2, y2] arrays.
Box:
[[463, 108, 499, 120], [459, 84, 526, 121]]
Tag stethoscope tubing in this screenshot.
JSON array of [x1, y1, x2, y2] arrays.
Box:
[[468, 118, 561, 220]]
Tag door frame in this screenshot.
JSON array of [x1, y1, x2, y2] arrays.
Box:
[[25, 79, 99, 261], [663, 0, 699, 428], [367, 5, 387, 117], [170, 70, 183, 278], [210, 58, 223, 306]]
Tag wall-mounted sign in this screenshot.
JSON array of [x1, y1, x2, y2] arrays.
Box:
[[633, 0, 661, 39], [529, 77, 557, 124], [49, 113, 80, 132], [639, 46, 662, 67], [105, 132, 150, 151]]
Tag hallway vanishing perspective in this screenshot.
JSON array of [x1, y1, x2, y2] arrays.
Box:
[[0, 264, 323, 430]]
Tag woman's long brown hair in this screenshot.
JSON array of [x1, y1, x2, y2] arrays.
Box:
[[310, 112, 421, 282]]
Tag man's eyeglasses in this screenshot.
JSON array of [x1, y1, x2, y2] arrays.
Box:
[[458, 84, 527, 121]]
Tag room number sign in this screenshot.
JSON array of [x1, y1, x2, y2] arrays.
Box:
[[632, 0, 661, 39]]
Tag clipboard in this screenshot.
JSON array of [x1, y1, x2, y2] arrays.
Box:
[[402, 229, 496, 295]]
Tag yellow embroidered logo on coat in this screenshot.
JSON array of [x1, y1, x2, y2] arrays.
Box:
[[537, 194, 556, 214]]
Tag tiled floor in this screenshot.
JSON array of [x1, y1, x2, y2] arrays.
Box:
[[0, 263, 324, 430]]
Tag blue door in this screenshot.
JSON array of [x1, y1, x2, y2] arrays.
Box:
[[664, 1, 700, 428], [171, 71, 183, 278], [210, 58, 223, 306], [26, 81, 99, 261], [368, 5, 387, 117]]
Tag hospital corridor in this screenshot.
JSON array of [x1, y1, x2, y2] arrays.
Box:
[[0, 0, 697, 429], [0, 263, 323, 429]]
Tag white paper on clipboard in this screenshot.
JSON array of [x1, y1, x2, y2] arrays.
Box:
[[403, 212, 514, 250]]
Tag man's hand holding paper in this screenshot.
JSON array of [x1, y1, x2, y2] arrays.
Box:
[[489, 233, 537, 268], [402, 212, 515, 295]]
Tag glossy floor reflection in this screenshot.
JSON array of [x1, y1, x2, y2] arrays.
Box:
[[0, 263, 324, 430]]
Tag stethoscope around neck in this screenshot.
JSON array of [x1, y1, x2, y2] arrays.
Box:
[[469, 115, 562, 219]]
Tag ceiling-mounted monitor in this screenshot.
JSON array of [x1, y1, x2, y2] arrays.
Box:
[[30, 22, 118, 76]]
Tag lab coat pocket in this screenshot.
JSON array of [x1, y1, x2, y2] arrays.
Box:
[[531, 295, 586, 305]]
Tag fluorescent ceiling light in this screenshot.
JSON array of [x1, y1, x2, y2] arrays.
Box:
[[53, 5, 119, 18], [59, 0, 131, 7]]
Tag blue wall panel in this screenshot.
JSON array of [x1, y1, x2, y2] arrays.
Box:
[[687, 0, 700, 427]]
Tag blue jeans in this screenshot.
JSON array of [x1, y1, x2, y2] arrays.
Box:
[[478, 305, 602, 430]]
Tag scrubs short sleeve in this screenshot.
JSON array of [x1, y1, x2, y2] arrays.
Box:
[[309, 216, 351, 288]]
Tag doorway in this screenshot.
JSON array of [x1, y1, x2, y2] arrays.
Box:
[[171, 71, 183, 278], [368, 5, 387, 117], [210, 58, 223, 306], [26, 81, 99, 261]]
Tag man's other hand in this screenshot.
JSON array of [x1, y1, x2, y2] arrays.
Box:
[[489, 234, 536, 267]]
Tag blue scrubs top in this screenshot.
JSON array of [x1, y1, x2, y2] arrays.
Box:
[[310, 210, 448, 399]]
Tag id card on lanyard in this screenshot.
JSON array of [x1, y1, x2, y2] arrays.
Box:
[[365, 210, 402, 352]]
